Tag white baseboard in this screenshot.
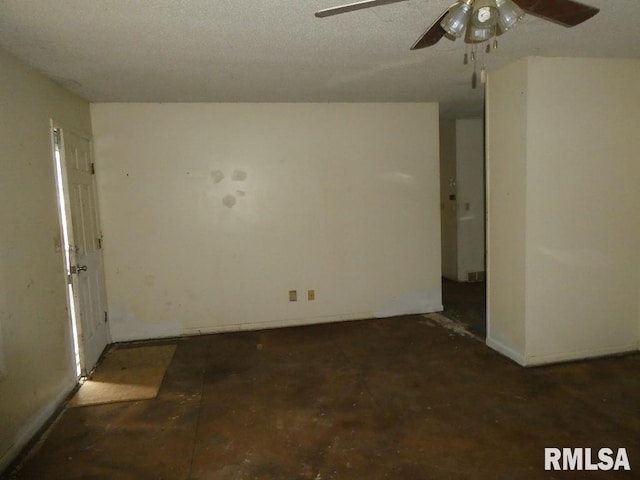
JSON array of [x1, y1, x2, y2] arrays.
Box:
[[486, 335, 526, 366], [184, 312, 374, 336], [487, 336, 638, 367], [0, 377, 76, 473], [526, 343, 639, 366], [111, 312, 375, 343]]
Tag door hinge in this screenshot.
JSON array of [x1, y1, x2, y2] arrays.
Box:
[[91, 163, 95, 175], [104, 311, 108, 323], [97, 237, 102, 249]]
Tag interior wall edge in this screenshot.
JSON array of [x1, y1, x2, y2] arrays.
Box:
[[486, 335, 527, 367], [0, 376, 76, 473]]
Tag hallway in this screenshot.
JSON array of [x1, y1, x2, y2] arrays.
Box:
[[442, 279, 486, 338]]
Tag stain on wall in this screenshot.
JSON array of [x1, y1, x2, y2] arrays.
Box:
[[208, 169, 248, 209], [211, 170, 225, 184], [222, 194, 237, 208], [92, 103, 442, 342], [232, 170, 248, 182]]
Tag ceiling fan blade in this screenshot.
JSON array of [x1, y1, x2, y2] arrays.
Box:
[[513, 0, 599, 27], [315, 0, 408, 18], [410, 9, 449, 50]]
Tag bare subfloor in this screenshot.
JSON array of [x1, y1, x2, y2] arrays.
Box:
[[6, 313, 639, 479], [442, 278, 486, 338]]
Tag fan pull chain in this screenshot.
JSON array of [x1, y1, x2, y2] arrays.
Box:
[[463, 47, 469, 65], [471, 45, 478, 89], [480, 66, 487, 84]]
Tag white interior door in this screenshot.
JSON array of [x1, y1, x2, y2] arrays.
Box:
[[61, 128, 110, 374]]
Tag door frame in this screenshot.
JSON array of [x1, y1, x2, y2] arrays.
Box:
[[50, 119, 109, 376]]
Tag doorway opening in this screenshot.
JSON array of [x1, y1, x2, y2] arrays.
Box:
[[52, 125, 82, 377], [439, 117, 487, 338]]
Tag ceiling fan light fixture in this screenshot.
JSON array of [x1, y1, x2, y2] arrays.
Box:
[[495, 0, 525, 31], [471, 0, 499, 28], [440, 0, 473, 38], [466, 24, 494, 43]]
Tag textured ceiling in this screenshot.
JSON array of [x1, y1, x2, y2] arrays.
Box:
[[0, 0, 638, 117]]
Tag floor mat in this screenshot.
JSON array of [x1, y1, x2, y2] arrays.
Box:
[[69, 344, 176, 407]]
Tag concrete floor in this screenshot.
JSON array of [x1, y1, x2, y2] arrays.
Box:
[[5, 288, 639, 479]]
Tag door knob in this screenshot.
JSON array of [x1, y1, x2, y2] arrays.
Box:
[[70, 265, 88, 274]]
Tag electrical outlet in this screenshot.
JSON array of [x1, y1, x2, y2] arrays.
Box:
[[308, 289, 315, 301], [289, 290, 297, 302]]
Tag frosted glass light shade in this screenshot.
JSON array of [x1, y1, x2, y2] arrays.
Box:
[[467, 24, 493, 43], [440, 1, 473, 38], [471, 0, 499, 28], [496, 0, 525, 31]]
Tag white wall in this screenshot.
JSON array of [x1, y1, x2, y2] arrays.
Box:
[[487, 57, 640, 365], [91, 103, 442, 341], [0, 47, 90, 470], [524, 57, 640, 364], [455, 119, 485, 282]]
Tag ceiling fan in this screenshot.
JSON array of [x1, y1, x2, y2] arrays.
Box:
[[315, 0, 600, 50]]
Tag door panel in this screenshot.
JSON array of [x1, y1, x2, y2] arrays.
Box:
[[63, 130, 110, 373]]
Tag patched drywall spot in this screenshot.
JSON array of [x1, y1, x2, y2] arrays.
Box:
[[49, 75, 82, 91], [211, 170, 225, 184], [236, 190, 246, 197], [144, 275, 155, 287], [222, 194, 237, 208], [232, 170, 247, 181], [374, 288, 443, 318]]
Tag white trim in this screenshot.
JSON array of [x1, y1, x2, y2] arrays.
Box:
[[0, 377, 76, 472], [110, 312, 393, 343], [188, 312, 375, 334], [486, 335, 526, 366], [375, 304, 443, 319], [526, 343, 639, 367], [111, 308, 448, 343]]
